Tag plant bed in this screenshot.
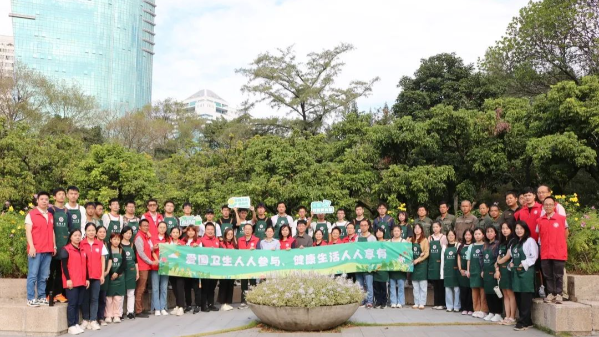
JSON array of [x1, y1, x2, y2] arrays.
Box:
[[246, 272, 363, 331]]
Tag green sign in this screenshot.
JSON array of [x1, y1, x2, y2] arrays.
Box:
[[228, 196, 251, 209], [311, 199, 335, 214], [158, 242, 413, 279]]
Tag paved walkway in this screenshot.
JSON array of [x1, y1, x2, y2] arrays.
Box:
[[83, 305, 549, 337]]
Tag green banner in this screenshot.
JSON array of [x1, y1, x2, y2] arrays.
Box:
[[158, 242, 413, 279]]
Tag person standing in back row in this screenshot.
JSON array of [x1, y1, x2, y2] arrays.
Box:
[[271, 202, 293, 238], [47, 188, 72, 304], [373, 203, 395, 239], [141, 199, 163, 239], [102, 199, 123, 243], [414, 206, 433, 237], [436, 201, 456, 234], [455, 200, 478, 242], [65, 186, 86, 232]]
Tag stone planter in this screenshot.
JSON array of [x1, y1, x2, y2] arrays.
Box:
[[248, 302, 359, 331], [567, 274, 599, 302]]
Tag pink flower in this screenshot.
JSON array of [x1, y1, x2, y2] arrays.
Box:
[[584, 214, 591, 219], [592, 206, 596, 210], [581, 222, 586, 227], [592, 227, 596, 230]]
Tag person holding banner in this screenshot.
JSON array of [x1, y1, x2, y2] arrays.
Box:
[[279, 224, 295, 250], [150, 221, 169, 316], [311, 213, 332, 242], [389, 226, 407, 308], [271, 202, 293, 237], [343, 223, 359, 243], [219, 228, 237, 311], [293, 220, 312, 248], [181, 225, 201, 314], [373, 227, 389, 308], [167, 227, 185, 316], [259, 226, 280, 250], [411, 223, 429, 310], [238, 223, 260, 309], [356, 219, 376, 308], [200, 222, 221, 312], [313, 229, 327, 247], [397, 212, 413, 240]]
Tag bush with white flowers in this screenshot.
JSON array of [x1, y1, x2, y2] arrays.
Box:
[[245, 271, 365, 308]]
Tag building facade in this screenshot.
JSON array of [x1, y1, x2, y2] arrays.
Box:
[[0, 35, 15, 76], [183, 89, 236, 121], [10, 0, 155, 113]]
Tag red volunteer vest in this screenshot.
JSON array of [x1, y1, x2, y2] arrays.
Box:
[[81, 239, 104, 279], [515, 202, 542, 241], [537, 213, 568, 260], [27, 208, 55, 254], [152, 235, 167, 271], [62, 243, 88, 288], [143, 212, 164, 240], [200, 235, 221, 248], [135, 231, 155, 271], [238, 235, 260, 250], [280, 237, 295, 249]]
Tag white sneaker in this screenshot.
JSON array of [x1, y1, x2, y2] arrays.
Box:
[[391, 304, 397, 308], [397, 304, 403, 308], [454, 308, 460, 312], [472, 311, 482, 318], [177, 307, 184, 316], [155, 310, 161, 316], [170, 307, 179, 315], [27, 299, 40, 307], [75, 325, 84, 334], [222, 304, 233, 311], [418, 305, 425, 310], [161, 309, 169, 316], [483, 313, 494, 321], [90, 321, 101, 330], [491, 314, 503, 322], [68, 326, 80, 335], [80, 321, 89, 330], [113, 316, 121, 323], [105, 317, 112, 323]]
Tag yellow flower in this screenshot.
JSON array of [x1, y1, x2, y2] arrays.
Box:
[[576, 203, 580, 206], [8, 206, 14, 212], [17, 226, 22, 230], [19, 210, 25, 215], [574, 193, 578, 197], [11, 230, 15, 234], [575, 218, 579, 221], [28, 203, 34, 208]]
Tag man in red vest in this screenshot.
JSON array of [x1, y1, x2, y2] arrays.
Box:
[[515, 187, 542, 241], [134, 219, 158, 317], [141, 198, 163, 239], [25, 191, 56, 307]]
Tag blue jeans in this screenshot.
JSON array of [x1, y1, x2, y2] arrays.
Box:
[[151, 270, 169, 311], [389, 278, 405, 305], [65, 286, 86, 327], [27, 253, 52, 300], [445, 286, 461, 310], [82, 279, 101, 321], [356, 273, 373, 305], [413, 280, 428, 306]]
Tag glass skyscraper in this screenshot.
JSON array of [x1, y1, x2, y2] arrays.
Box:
[[10, 0, 155, 113]]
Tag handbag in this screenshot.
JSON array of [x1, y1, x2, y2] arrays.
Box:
[[494, 279, 503, 298]]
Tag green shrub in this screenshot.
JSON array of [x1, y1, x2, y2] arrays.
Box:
[[245, 271, 364, 308], [0, 211, 28, 278]]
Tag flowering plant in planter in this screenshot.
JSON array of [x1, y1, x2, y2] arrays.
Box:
[[245, 271, 364, 308]]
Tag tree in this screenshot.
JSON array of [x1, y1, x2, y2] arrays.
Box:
[[105, 107, 172, 154], [482, 0, 599, 96], [393, 53, 504, 119], [236, 43, 379, 134], [0, 65, 48, 129]]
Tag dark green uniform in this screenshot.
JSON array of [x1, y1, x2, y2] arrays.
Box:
[[100, 242, 110, 292], [106, 216, 121, 244], [411, 242, 428, 281], [443, 245, 459, 288], [399, 224, 411, 240], [334, 222, 348, 239], [219, 217, 234, 237], [53, 207, 70, 259], [122, 243, 137, 290], [477, 215, 493, 230], [67, 206, 83, 231], [458, 243, 471, 288], [237, 220, 252, 239], [498, 242, 512, 290], [482, 245, 497, 294], [435, 214, 456, 234], [254, 217, 268, 240], [414, 217, 433, 237], [273, 216, 289, 238], [164, 216, 178, 235], [124, 216, 140, 237], [511, 242, 535, 293], [428, 238, 442, 280], [107, 248, 126, 296], [468, 243, 484, 288], [375, 217, 392, 239]]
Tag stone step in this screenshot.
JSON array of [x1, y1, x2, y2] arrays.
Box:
[[0, 301, 67, 337], [532, 298, 593, 335], [578, 300, 599, 333]]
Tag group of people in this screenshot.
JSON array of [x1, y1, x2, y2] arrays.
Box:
[[23, 185, 568, 334]]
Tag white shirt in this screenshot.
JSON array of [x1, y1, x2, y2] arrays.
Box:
[[101, 213, 124, 230], [65, 203, 87, 231], [24, 207, 49, 225]]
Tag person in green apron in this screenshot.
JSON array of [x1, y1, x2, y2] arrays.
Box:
[[252, 204, 270, 240], [373, 228, 389, 308], [457, 229, 474, 314], [397, 212, 413, 240], [218, 205, 236, 239], [96, 226, 110, 326], [389, 226, 407, 308], [355, 219, 376, 308], [47, 187, 72, 304], [428, 222, 447, 310], [442, 230, 460, 312], [508, 222, 538, 331], [481, 226, 503, 322], [85, 202, 99, 227], [374, 203, 395, 239], [312, 213, 331, 242], [497, 222, 517, 325], [234, 207, 252, 239], [271, 202, 293, 238], [123, 201, 140, 238], [466, 228, 488, 318], [163, 201, 179, 235], [105, 233, 126, 323], [66, 186, 86, 231], [334, 209, 349, 239], [411, 223, 429, 309], [179, 202, 198, 238], [120, 226, 138, 320], [102, 199, 123, 244]]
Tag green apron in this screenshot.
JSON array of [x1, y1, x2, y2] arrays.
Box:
[[124, 217, 139, 237], [389, 240, 407, 280], [443, 245, 459, 288], [219, 218, 234, 236], [53, 207, 69, 259], [357, 236, 369, 242], [254, 217, 268, 240], [411, 242, 428, 281], [106, 216, 121, 244], [458, 244, 470, 288], [376, 218, 391, 239], [100, 244, 110, 292], [511, 243, 535, 293], [468, 244, 484, 288], [400, 225, 409, 240], [237, 221, 252, 239], [314, 222, 329, 241], [164, 216, 178, 235], [274, 216, 289, 238], [122, 243, 137, 290], [336, 223, 348, 239], [374, 270, 389, 282], [498, 243, 512, 290], [482, 245, 497, 294], [107, 248, 126, 296], [428, 238, 442, 280], [67, 207, 82, 231]]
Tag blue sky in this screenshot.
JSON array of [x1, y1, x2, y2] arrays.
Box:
[[1, 0, 529, 118]]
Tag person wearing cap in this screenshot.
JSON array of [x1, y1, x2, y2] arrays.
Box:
[[252, 203, 272, 240], [217, 205, 236, 239]]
